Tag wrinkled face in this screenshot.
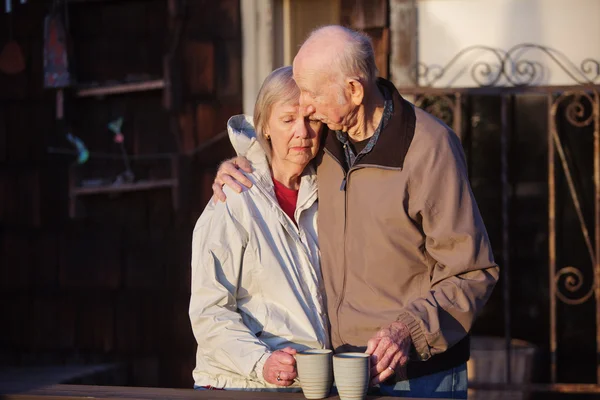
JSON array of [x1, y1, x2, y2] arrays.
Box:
[[293, 58, 356, 132], [266, 99, 323, 168]]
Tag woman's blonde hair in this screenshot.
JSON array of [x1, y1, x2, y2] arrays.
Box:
[[253, 66, 300, 162]]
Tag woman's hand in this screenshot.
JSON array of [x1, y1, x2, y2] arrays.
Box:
[[262, 347, 298, 386]]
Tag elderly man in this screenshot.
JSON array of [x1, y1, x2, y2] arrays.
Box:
[[213, 25, 498, 398]]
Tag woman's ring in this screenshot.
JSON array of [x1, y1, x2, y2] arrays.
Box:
[[387, 366, 394, 372], [277, 371, 282, 382]]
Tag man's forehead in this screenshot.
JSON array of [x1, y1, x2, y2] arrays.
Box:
[[294, 58, 328, 86]]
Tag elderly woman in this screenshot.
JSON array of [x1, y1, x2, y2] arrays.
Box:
[[189, 66, 328, 390]]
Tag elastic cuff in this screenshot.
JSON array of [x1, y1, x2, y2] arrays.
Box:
[[397, 312, 431, 361], [252, 351, 272, 382]]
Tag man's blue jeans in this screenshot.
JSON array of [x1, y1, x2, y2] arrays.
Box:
[[377, 362, 467, 399]]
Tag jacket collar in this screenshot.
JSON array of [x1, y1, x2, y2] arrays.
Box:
[[226, 114, 318, 208], [322, 78, 416, 170]]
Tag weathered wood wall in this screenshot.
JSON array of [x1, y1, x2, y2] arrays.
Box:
[[0, 0, 240, 388], [341, 0, 389, 78]]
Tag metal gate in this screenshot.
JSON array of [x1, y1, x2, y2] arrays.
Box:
[[397, 43, 600, 395]]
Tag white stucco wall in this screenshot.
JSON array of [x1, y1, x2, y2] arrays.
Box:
[[418, 0, 600, 87]]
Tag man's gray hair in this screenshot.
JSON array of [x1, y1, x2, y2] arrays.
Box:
[[253, 66, 299, 163], [306, 25, 379, 86]]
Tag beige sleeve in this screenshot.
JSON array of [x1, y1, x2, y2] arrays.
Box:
[[401, 127, 499, 360]]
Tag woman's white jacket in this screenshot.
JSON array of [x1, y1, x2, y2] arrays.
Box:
[[189, 115, 329, 390]]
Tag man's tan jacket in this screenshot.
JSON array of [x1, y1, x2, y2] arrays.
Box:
[[316, 78, 499, 379]]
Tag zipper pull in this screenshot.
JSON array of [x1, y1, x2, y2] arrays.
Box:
[[340, 176, 347, 191]]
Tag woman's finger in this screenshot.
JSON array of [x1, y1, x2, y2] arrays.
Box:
[[272, 350, 296, 366], [277, 370, 298, 382], [277, 363, 296, 373], [279, 346, 298, 356], [276, 378, 296, 387]]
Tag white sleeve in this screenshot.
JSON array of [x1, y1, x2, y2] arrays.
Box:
[[189, 199, 271, 381]]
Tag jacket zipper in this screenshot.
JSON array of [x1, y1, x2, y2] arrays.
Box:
[[323, 143, 405, 346], [325, 149, 397, 346], [323, 148, 355, 345], [253, 178, 325, 331]]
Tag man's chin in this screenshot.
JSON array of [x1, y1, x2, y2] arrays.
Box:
[[326, 122, 344, 131]]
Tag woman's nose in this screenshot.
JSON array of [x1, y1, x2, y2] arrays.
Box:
[[295, 119, 309, 138]]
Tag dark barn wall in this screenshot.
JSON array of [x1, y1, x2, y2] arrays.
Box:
[[0, 0, 239, 388]]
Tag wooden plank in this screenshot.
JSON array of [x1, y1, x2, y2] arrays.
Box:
[[76, 80, 165, 97], [114, 293, 164, 354], [178, 105, 196, 154], [145, 188, 174, 231], [124, 233, 165, 289], [76, 296, 115, 352], [0, 233, 31, 289], [158, 354, 195, 388], [29, 39, 46, 100], [59, 231, 121, 289], [0, 365, 118, 388], [0, 104, 6, 161], [341, 0, 387, 29], [20, 169, 42, 226], [131, 357, 159, 387], [185, 0, 240, 39], [215, 40, 242, 99], [162, 296, 196, 354], [0, 170, 6, 223], [163, 233, 192, 293], [0, 384, 391, 399], [3, 174, 20, 225], [31, 295, 76, 350], [5, 102, 31, 162], [131, 96, 171, 155], [184, 41, 214, 96], [195, 103, 217, 145], [31, 233, 60, 288], [0, 293, 30, 350], [389, 0, 418, 87], [30, 101, 57, 162], [72, 179, 176, 195], [366, 27, 389, 80]]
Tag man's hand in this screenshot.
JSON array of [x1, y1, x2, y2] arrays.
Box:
[[365, 321, 412, 385], [212, 156, 253, 203], [262, 347, 298, 386]]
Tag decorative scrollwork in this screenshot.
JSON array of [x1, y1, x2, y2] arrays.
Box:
[[555, 266, 594, 305], [415, 43, 600, 87], [416, 45, 505, 87], [558, 92, 596, 128], [549, 91, 598, 271], [414, 95, 455, 126], [581, 59, 600, 81]]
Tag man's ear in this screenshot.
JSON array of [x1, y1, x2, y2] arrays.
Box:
[[347, 78, 364, 106]]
